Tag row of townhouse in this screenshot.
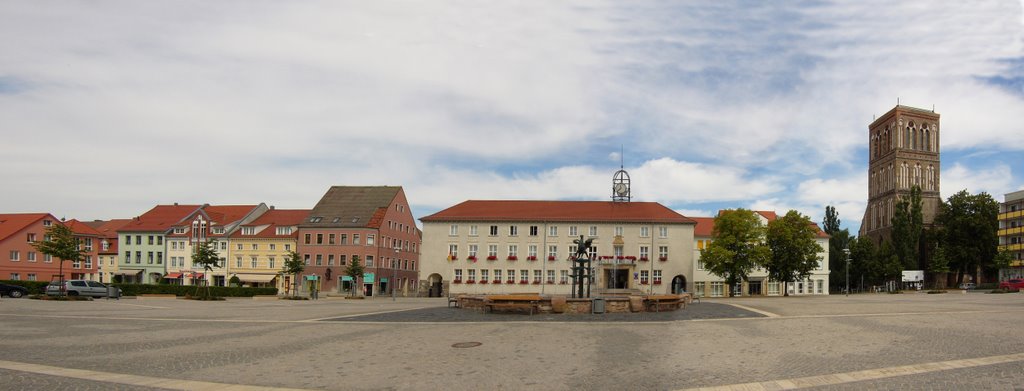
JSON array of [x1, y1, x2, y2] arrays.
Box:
[[0, 214, 104, 282], [417, 201, 830, 298], [3, 186, 423, 297]]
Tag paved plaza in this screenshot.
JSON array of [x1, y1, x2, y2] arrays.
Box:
[[1, 292, 1023, 390]]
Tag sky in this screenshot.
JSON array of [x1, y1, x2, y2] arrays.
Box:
[[2, 1, 1024, 236]]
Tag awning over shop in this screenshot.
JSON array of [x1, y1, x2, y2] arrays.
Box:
[[187, 273, 205, 279], [117, 269, 143, 275], [236, 274, 277, 283], [164, 272, 183, 279]]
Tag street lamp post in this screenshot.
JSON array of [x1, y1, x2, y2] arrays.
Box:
[[393, 246, 400, 301], [843, 248, 851, 297]]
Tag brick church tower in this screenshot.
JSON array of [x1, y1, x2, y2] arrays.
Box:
[[860, 105, 942, 259]]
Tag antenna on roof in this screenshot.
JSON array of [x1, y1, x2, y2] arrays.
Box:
[[620, 145, 624, 169], [932, 104, 935, 112], [897, 97, 900, 106]]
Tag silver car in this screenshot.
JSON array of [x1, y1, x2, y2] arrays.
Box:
[[46, 280, 120, 298]]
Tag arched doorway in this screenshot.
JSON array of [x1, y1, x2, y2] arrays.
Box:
[[671, 275, 687, 294], [428, 273, 444, 297]]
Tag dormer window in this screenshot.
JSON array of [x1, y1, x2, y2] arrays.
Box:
[[309, 217, 323, 223], [276, 226, 293, 235], [173, 227, 185, 234], [332, 217, 341, 223], [212, 227, 225, 234], [241, 227, 256, 235], [43, 220, 52, 227]]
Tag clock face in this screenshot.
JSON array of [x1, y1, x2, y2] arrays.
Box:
[[614, 183, 627, 195]]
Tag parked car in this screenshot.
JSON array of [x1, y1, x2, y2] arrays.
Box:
[[0, 283, 29, 298], [998, 279, 1024, 290], [958, 282, 976, 290], [46, 280, 120, 298]]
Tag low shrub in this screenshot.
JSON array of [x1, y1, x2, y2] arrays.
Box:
[[280, 296, 309, 300], [110, 283, 277, 297], [29, 294, 92, 301], [989, 288, 1020, 294], [926, 290, 946, 294]]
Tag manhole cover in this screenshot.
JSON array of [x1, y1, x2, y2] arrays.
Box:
[[451, 342, 482, 348]]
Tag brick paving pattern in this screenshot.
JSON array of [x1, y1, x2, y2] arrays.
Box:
[[0, 292, 1022, 390]]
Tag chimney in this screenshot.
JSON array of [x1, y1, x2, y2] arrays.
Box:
[[174, 202, 178, 206], [270, 205, 275, 210]]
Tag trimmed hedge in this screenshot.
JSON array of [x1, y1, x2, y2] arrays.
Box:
[[0, 280, 50, 294], [111, 283, 277, 297]]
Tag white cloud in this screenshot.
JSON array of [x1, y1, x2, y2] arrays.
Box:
[[941, 163, 1016, 199], [0, 1, 1022, 223]]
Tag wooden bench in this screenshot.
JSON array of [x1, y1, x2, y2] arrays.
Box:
[[483, 295, 543, 315], [644, 294, 684, 312]]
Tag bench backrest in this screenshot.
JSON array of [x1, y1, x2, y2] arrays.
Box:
[[646, 294, 682, 300], [487, 295, 543, 301]]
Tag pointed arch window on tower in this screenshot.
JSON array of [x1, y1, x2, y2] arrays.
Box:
[[924, 129, 930, 152], [905, 125, 912, 149]]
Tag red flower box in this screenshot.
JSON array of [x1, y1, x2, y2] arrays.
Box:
[[508, 255, 519, 261], [658, 256, 668, 262], [519, 280, 529, 285], [467, 255, 477, 261], [639, 281, 648, 285], [526, 256, 536, 261], [547, 256, 556, 261], [559, 281, 568, 284], [546, 280, 555, 284], [453, 280, 462, 284], [616, 256, 625, 260], [507, 280, 516, 284], [466, 280, 475, 284], [479, 280, 488, 284], [486, 255, 498, 261], [653, 280, 662, 285], [626, 256, 637, 261], [639, 257, 649, 262], [532, 280, 541, 285], [492, 280, 502, 284]]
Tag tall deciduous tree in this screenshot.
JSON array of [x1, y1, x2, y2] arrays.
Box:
[[766, 210, 824, 296], [823, 205, 851, 291], [928, 245, 950, 289], [345, 255, 365, 297], [935, 190, 999, 285], [891, 185, 924, 270], [848, 237, 877, 291], [31, 223, 85, 296], [191, 239, 221, 298], [700, 209, 770, 297], [282, 250, 304, 297]]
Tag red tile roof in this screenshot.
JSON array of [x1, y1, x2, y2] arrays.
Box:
[[64, 219, 103, 237], [231, 209, 310, 238], [421, 201, 696, 224], [119, 205, 202, 232], [89, 219, 133, 239], [0, 213, 54, 241]]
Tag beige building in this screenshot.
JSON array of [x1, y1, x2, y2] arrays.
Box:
[[419, 200, 697, 297], [226, 208, 308, 293], [690, 211, 830, 297]]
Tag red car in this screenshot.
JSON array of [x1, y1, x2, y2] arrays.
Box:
[[999, 279, 1024, 290]]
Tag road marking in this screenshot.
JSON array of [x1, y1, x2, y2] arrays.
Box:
[[677, 352, 1024, 391], [722, 303, 780, 317], [0, 359, 312, 390], [300, 306, 434, 322]]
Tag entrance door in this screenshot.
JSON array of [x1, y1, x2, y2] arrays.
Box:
[[364, 283, 373, 296], [748, 281, 762, 296], [671, 275, 687, 294], [605, 269, 628, 289]]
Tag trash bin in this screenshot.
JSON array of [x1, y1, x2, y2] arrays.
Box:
[[592, 298, 605, 314], [107, 286, 121, 300]]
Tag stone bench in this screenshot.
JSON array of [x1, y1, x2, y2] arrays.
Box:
[[483, 294, 543, 315], [644, 294, 684, 312]]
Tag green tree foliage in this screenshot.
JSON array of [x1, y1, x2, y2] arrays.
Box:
[[345, 255, 365, 297], [928, 245, 951, 288], [700, 209, 770, 297], [872, 241, 903, 290], [934, 190, 1000, 285], [848, 237, 877, 291], [766, 210, 824, 296], [823, 205, 851, 291], [31, 223, 85, 295], [891, 186, 924, 270], [190, 240, 222, 298], [282, 250, 304, 297]]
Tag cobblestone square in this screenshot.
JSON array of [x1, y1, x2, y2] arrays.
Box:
[[1, 292, 1023, 390]]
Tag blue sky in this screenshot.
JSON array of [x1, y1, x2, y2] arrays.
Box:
[[2, 1, 1023, 235]]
